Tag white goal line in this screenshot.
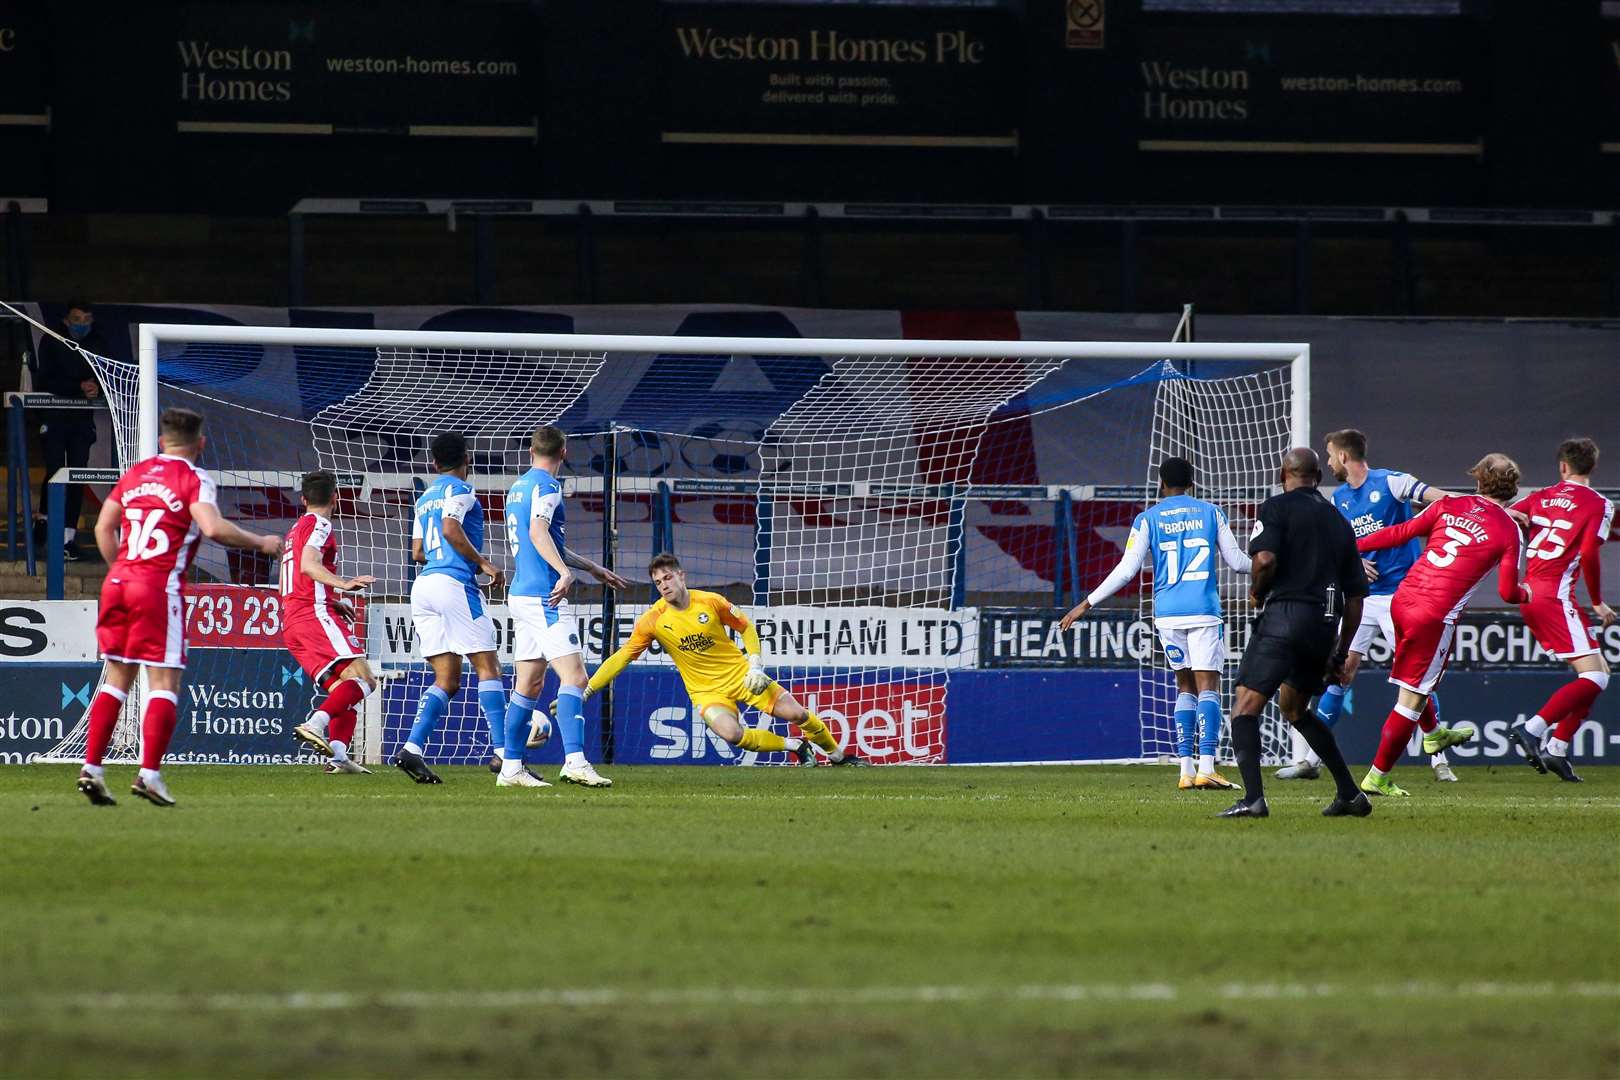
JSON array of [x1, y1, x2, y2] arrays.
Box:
[[11, 980, 1616, 1015]]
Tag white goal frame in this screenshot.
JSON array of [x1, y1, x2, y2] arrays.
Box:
[[125, 324, 1309, 766], [136, 324, 1308, 452]]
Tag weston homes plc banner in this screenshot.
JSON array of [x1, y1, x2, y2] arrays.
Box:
[[1133, 15, 1483, 157], [173, 4, 533, 138], [661, 5, 1017, 149]]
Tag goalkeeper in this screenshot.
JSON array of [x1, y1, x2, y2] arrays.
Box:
[[577, 553, 865, 766]]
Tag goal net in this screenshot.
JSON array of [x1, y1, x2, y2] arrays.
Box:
[[34, 322, 1306, 768]]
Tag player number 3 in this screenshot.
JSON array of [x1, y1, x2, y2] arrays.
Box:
[[123, 507, 170, 561], [1426, 525, 1475, 568]]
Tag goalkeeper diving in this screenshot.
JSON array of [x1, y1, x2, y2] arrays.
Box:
[[574, 553, 866, 766]]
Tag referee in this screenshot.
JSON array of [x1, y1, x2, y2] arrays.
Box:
[[1221, 447, 1372, 819]]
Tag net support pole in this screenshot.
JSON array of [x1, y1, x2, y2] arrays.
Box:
[[136, 324, 161, 458], [6, 395, 22, 561], [1290, 347, 1311, 447], [949, 496, 967, 611], [753, 494, 773, 606], [599, 424, 619, 764]]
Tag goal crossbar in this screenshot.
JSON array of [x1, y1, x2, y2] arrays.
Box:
[[136, 322, 1309, 458]]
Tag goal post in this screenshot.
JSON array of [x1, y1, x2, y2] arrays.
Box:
[[49, 322, 1307, 767]]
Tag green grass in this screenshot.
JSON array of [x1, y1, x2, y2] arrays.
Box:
[[1, 763, 1616, 1079]]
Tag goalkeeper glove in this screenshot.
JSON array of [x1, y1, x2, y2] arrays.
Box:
[[548, 684, 595, 717], [742, 655, 770, 695]]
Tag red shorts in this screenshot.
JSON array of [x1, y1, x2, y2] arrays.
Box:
[[1388, 607, 1456, 696], [97, 575, 186, 669], [284, 612, 364, 683], [1520, 597, 1598, 659]]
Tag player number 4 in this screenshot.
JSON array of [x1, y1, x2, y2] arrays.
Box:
[[1162, 537, 1210, 585], [1526, 515, 1573, 561], [123, 508, 170, 561]]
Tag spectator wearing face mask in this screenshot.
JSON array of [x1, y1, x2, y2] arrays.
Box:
[[34, 299, 110, 562]]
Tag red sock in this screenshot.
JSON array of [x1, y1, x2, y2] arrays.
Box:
[[1416, 699, 1438, 733], [140, 692, 179, 771], [84, 688, 127, 767], [316, 677, 367, 720], [1552, 680, 1603, 743], [328, 708, 357, 748], [1373, 708, 1420, 773], [1533, 678, 1594, 736]]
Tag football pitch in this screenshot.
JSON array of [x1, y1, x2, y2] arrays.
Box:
[[1, 764, 1615, 1079]]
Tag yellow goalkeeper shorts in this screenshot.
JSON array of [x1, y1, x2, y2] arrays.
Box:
[[691, 676, 784, 719]]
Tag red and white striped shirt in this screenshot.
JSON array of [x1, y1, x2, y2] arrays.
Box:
[[107, 454, 216, 595], [280, 512, 343, 626], [1512, 481, 1614, 606]]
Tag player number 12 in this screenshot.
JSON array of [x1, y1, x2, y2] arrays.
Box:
[[1162, 537, 1210, 585]]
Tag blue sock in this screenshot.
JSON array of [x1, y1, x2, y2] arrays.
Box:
[[1197, 691, 1223, 760], [556, 685, 586, 757], [1174, 692, 1198, 761], [485, 685, 506, 758], [1317, 684, 1347, 728], [408, 685, 451, 750], [477, 679, 506, 758], [504, 692, 537, 763]]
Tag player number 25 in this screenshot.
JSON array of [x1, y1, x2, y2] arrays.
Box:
[[1162, 537, 1210, 585], [1426, 526, 1475, 568], [1526, 515, 1573, 561], [123, 508, 170, 561]]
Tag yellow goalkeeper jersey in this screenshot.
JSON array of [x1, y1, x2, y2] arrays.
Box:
[[590, 589, 757, 701]]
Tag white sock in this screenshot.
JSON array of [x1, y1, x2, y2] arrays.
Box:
[[1432, 751, 1449, 766], [784, 737, 803, 752], [1525, 715, 1549, 738], [492, 747, 506, 760], [329, 740, 348, 761], [403, 741, 424, 756], [565, 751, 587, 767], [306, 711, 330, 734], [1368, 765, 1387, 779], [500, 757, 527, 777], [1179, 755, 1195, 778], [1198, 754, 1215, 775], [82, 763, 105, 778], [1546, 737, 1570, 758], [63, 526, 76, 542], [138, 767, 161, 783]]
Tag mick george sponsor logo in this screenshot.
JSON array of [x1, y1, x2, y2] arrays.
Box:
[[644, 682, 944, 764]]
